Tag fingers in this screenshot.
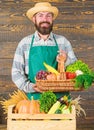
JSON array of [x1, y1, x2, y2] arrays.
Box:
[[32, 85, 44, 93], [56, 55, 61, 62], [58, 49, 66, 55], [57, 50, 67, 62]]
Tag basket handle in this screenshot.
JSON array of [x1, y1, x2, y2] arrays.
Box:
[[58, 61, 65, 73], [57, 50, 66, 73], [57, 50, 66, 80]]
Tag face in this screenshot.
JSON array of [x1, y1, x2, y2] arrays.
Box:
[[32, 12, 53, 35]]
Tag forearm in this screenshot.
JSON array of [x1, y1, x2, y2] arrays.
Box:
[[12, 68, 35, 93], [64, 41, 77, 67], [11, 39, 36, 93]]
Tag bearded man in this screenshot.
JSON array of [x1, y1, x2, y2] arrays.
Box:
[[12, 2, 77, 99]]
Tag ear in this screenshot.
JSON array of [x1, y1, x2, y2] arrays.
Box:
[[32, 16, 35, 23]]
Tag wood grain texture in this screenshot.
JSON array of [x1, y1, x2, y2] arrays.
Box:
[[0, 1, 94, 129]]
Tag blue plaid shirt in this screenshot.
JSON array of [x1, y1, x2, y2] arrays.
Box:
[[12, 31, 77, 93]]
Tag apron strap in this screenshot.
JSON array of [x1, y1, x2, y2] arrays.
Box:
[[53, 35, 58, 46], [31, 34, 35, 46]]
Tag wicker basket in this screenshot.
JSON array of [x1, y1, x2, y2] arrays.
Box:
[[36, 59, 82, 92], [36, 79, 81, 92]]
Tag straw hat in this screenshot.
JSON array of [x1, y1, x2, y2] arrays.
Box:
[[26, 2, 59, 20]]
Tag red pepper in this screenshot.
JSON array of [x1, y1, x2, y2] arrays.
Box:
[[66, 72, 76, 79]]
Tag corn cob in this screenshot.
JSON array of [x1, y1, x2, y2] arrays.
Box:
[[43, 62, 60, 75], [48, 101, 61, 114]]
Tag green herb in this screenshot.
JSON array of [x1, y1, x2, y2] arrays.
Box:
[[39, 91, 57, 113], [89, 71, 94, 82], [66, 60, 91, 74], [75, 74, 93, 89], [66, 60, 94, 87]]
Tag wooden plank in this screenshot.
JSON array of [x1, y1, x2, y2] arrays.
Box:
[[7, 120, 76, 130], [0, 80, 16, 93], [1, 8, 94, 24], [0, 42, 18, 58], [0, 24, 94, 42], [0, 25, 94, 41], [0, 125, 7, 130], [0, 2, 94, 23], [0, 1, 94, 42], [0, 59, 13, 75], [0, 0, 94, 4], [0, 7, 94, 23], [77, 117, 94, 127]]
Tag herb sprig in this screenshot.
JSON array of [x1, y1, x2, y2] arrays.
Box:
[[39, 91, 57, 113]]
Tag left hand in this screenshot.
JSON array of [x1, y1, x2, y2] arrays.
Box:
[[32, 84, 44, 93], [57, 50, 67, 63]]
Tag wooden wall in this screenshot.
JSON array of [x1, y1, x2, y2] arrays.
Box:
[[0, 0, 94, 129]]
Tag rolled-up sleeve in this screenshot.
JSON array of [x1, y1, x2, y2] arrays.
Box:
[[64, 39, 77, 66], [11, 38, 35, 93]]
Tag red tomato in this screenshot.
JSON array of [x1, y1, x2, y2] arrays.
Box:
[[66, 72, 76, 79]]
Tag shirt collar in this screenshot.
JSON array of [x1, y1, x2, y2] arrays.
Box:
[[34, 31, 54, 41]]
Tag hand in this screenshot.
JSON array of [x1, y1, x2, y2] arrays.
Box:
[[57, 50, 67, 63], [32, 84, 44, 93]]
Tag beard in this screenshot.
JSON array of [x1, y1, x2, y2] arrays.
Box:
[[34, 21, 53, 35]]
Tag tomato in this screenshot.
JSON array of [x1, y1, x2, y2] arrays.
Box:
[[66, 72, 76, 79]]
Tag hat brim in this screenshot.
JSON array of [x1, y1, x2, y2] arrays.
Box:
[[26, 6, 58, 20]]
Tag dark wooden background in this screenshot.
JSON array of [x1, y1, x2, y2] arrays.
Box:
[[0, 0, 94, 130]]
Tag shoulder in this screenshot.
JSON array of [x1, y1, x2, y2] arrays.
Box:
[[53, 33, 71, 45], [18, 34, 33, 47]]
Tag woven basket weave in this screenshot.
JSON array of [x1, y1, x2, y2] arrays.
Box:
[[36, 79, 81, 92], [36, 58, 82, 92]]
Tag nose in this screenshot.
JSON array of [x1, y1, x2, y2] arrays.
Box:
[[43, 15, 48, 21]]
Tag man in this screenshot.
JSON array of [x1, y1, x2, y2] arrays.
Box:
[[12, 2, 77, 99]]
